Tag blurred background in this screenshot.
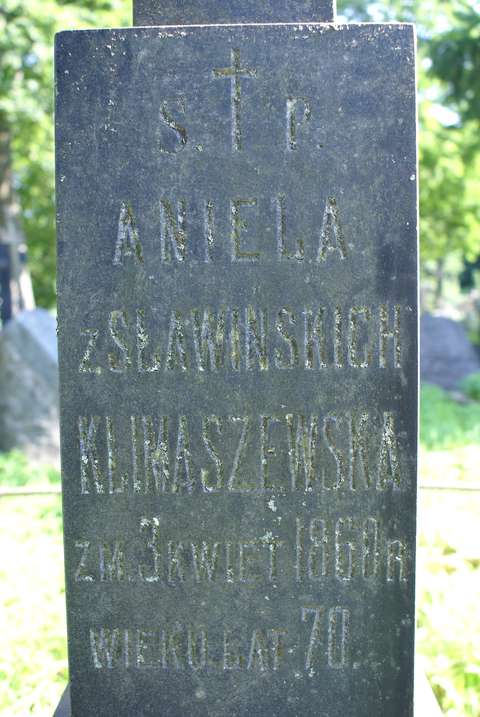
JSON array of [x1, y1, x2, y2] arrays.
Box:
[[0, 1, 479, 715]]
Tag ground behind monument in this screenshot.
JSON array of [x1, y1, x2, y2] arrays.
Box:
[[0, 385, 479, 717]]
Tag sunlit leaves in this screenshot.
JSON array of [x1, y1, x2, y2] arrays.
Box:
[[0, 1, 130, 305]]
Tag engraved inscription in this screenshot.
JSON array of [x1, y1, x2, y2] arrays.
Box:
[[57, 28, 417, 705], [77, 411, 406, 495], [286, 97, 312, 151], [113, 202, 143, 266], [158, 96, 187, 154], [274, 195, 304, 261], [78, 329, 100, 374], [317, 198, 347, 262], [73, 514, 410, 586], [213, 49, 256, 152], [231, 198, 259, 261], [109, 194, 350, 265], [295, 516, 409, 584], [160, 199, 187, 263], [77, 303, 407, 374], [89, 624, 291, 672], [204, 199, 215, 262], [301, 605, 351, 673]]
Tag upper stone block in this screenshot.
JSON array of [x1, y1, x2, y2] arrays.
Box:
[[133, 0, 336, 25]]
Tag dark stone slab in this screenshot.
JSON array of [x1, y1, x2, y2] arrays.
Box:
[[134, 0, 336, 25], [421, 313, 480, 390], [55, 21, 418, 717], [53, 686, 71, 717], [52, 677, 442, 717]]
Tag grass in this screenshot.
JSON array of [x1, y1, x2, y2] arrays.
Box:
[[0, 384, 479, 716], [417, 497, 480, 717], [0, 450, 60, 488], [0, 494, 66, 716], [418, 385, 480, 716], [421, 384, 480, 452]]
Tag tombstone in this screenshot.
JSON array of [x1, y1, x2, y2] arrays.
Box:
[[0, 309, 60, 467], [55, 1, 418, 715], [421, 313, 480, 391]]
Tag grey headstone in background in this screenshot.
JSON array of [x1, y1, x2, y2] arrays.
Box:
[[134, 0, 335, 25], [0, 309, 60, 467], [421, 314, 480, 391], [55, 8, 418, 717]]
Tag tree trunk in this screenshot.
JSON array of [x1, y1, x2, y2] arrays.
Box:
[[0, 112, 35, 324], [434, 257, 445, 307]]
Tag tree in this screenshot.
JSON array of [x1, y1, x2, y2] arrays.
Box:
[[3, 0, 480, 306], [338, 0, 480, 297], [0, 0, 129, 307], [419, 103, 480, 264]]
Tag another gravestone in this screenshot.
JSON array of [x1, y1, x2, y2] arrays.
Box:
[[55, 2, 418, 715], [0, 309, 60, 466], [421, 313, 480, 391]]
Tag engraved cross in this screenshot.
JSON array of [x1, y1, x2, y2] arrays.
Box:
[[213, 49, 256, 152]]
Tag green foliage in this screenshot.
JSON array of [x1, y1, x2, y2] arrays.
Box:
[[0, 451, 32, 486], [460, 372, 480, 402], [0, 0, 478, 305], [0, 494, 65, 717], [418, 382, 480, 715], [0, 0, 130, 306], [429, 5, 480, 125], [338, 0, 480, 278], [0, 450, 60, 486], [337, 0, 457, 33], [420, 383, 480, 450], [420, 3, 480, 264], [419, 108, 480, 262], [417, 488, 480, 717]]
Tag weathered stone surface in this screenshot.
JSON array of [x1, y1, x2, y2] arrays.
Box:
[[54, 670, 443, 717], [421, 313, 480, 390], [134, 0, 335, 25], [55, 21, 418, 717], [0, 309, 60, 466]]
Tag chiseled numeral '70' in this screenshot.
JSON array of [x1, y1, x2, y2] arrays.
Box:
[[301, 605, 351, 671]]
